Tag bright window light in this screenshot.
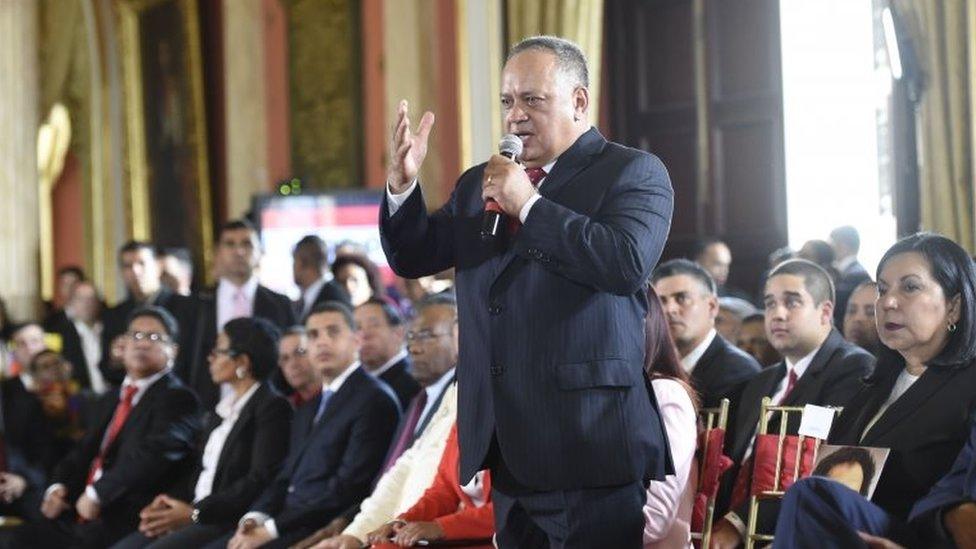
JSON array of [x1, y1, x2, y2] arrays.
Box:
[[780, 0, 896, 275]]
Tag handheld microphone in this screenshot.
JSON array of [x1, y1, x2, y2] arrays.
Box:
[[481, 134, 524, 241]]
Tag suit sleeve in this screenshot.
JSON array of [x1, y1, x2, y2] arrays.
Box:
[[823, 353, 875, 408], [515, 153, 673, 295], [92, 388, 202, 506], [272, 394, 400, 532], [195, 397, 293, 524], [380, 179, 461, 279]]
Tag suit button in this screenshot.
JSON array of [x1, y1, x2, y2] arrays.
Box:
[[287, 485, 295, 493], [489, 364, 504, 376], [489, 303, 503, 315]]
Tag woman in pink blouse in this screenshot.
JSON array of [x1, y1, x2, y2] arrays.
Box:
[[643, 286, 700, 548]]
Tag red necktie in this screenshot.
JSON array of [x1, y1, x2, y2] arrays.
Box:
[[509, 167, 548, 235], [777, 369, 799, 404], [86, 384, 138, 486]]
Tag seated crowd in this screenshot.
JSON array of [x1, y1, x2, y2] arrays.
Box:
[[1, 221, 976, 548]]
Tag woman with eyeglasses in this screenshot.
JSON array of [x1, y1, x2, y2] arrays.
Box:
[[112, 317, 293, 549]]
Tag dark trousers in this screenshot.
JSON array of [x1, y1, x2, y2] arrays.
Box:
[[110, 523, 228, 549], [489, 443, 646, 548], [202, 525, 317, 549], [773, 477, 918, 549]]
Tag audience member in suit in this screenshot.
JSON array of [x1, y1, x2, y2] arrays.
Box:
[[42, 265, 85, 332], [157, 247, 194, 297], [100, 241, 198, 387], [7, 323, 47, 378], [772, 233, 976, 548], [843, 280, 881, 356], [710, 259, 875, 548], [111, 317, 293, 549], [652, 259, 761, 409], [830, 225, 872, 327], [27, 351, 88, 459], [5, 307, 202, 548], [641, 286, 699, 549], [210, 301, 400, 549], [716, 296, 758, 345], [332, 254, 385, 307], [355, 298, 419, 410], [301, 294, 460, 549], [0, 371, 56, 523], [909, 419, 976, 547], [53, 281, 110, 395], [293, 235, 351, 322], [361, 425, 493, 548], [188, 219, 296, 410], [278, 327, 322, 409], [692, 238, 752, 302], [736, 313, 780, 368]]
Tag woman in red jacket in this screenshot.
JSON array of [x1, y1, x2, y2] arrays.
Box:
[[365, 423, 494, 547]]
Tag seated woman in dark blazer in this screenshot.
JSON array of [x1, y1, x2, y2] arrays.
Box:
[[112, 317, 293, 549], [772, 233, 976, 548]]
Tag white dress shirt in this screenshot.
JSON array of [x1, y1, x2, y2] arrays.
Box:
[[386, 159, 558, 223], [71, 319, 107, 394], [369, 349, 409, 379], [194, 382, 260, 502], [679, 328, 717, 375], [241, 362, 360, 540], [216, 276, 259, 331]]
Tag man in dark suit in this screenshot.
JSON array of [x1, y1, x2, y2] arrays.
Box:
[[42, 265, 85, 332], [710, 259, 875, 547], [7, 307, 202, 548], [354, 297, 418, 410], [214, 301, 399, 549], [100, 241, 198, 387], [52, 281, 110, 394], [652, 259, 761, 408], [188, 219, 296, 410], [692, 237, 753, 302], [0, 374, 56, 523], [293, 235, 351, 322], [830, 225, 871, 327], [380, 35, 674, 546]]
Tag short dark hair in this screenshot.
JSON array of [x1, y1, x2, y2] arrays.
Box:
[[876, 233, 976, 367], [743, 313, 766, 325], [281, 325, 307, 339], [223, 317, 280, 380], [332, 254, 384, 298], [690, 237, 727, 261], [118, 240, 155, 263], [357, 297, 404, 327], [800, 239, 836, 268], [293, 235, 329, 270], [217, 218, 258, 242], [126, 306, 180, 344], [813, 446, 876, 496], [766, 259, 836, 306], [508, 35, 588, 88], [57, 265, 86, 281], [830, 226, 861, 253], [307, 300, 356, 331], [651, 258, 717, 295]]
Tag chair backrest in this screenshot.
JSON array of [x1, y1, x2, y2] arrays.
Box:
[[690, 398, 730, 548], [744, 397, 842, 548]]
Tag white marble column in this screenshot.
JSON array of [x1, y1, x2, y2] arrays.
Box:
[[0, 0, 41, 319], [223, 0, 269, 219]]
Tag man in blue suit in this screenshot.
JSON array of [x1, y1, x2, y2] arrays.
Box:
[[381, 35, 674, 547]]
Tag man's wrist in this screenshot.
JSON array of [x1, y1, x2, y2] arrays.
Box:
[[944, 502, 976, 536]]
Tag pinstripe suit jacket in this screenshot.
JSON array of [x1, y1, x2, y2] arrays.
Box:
[[381, 127, 675, 491]]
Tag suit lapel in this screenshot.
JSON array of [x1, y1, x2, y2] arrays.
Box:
[[293, 369, 362, 464], [212, 385, 262, 487], [490, 128, 607, 287], [691, 335, 724, 387], [106, 374, 168, 456], [781, 330, 843, 406], [861, 365, 960, 443]]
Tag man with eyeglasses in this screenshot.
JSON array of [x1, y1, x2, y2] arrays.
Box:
[[6, 307, 202, 548], [278, 326, 322, 408], [220, 301, 399, 549]]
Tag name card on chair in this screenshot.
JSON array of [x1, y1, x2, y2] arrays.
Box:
[[798, 404, 836, 439]]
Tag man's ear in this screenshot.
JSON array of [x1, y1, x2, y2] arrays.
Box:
[[573, 86, 589, 120]]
